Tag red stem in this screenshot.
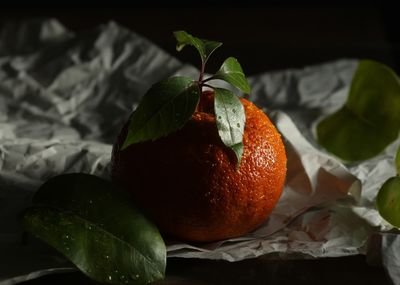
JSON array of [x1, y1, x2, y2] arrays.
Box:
[[198, 61, 205, 93]]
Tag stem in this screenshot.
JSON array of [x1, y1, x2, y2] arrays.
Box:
[[198, 61, 205, 93], [196, 61, 212, 113]]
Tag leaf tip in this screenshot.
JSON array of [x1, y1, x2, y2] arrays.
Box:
[[173, 30, 193, 53], [243, 84, 251, 95], [120, 132, 135, 151], [173, 30, 186, 52], [231, 142, 244, 169]]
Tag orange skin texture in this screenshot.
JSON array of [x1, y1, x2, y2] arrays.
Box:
[[111, 92, 287, 242]]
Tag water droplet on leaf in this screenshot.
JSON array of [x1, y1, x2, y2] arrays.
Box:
[[130, 274, 140, 280]]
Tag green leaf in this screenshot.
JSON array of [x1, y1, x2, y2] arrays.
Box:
[[122, 77, 200, 149], [214, 88, 246, 166], [317, 60, 400, 161], [22, 173, 166, 285], [213, 57, 251, 94], [173, 30, 222, 64], [377, 176, 400, 228], [396, 146, 400, 176]]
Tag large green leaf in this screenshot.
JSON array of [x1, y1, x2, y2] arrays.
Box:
[[122, 77, 200, 149], [377, 176, 400, 228], [317, 60, 400, 161], [213, 57, 251, 94], [214, 88, 246, 166], [173, 30, 222, 64], [23, 173, 166, 285]]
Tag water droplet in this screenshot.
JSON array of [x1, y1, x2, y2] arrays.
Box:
[[120, 275, 125, 280], [63, 234, 69, 239], [108, 276, 112, 281], [88, 225, 92, 230], [237, 123, 241, 128], [130, 274, 140, 280], [104, 255, 110, 259]]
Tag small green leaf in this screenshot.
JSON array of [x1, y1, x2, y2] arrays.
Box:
[[396, 146, 400, 176], [213, 57, 251, 94], [122, 77, 200, 149], [214, 88, 246, 166], [22, 173, 166, 285], [317, 60, 400, 161], [377, 176, 400, 228], [173, 30, 222, 64]]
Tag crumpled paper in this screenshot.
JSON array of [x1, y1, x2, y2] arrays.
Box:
[[0, 19, 399, 284]]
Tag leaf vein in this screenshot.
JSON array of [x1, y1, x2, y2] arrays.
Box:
[[41, 206, 163, 277]]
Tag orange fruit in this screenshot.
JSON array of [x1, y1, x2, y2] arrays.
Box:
[[111, 91, 287, 242]]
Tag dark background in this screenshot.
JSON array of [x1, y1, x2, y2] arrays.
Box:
[[0, 3, 397, 285], [0, 4, 399, 75]]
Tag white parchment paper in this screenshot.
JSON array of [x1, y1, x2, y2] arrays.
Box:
[[0, 19, 399, 284]]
